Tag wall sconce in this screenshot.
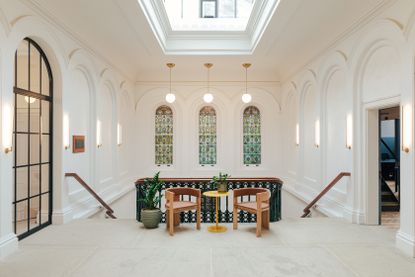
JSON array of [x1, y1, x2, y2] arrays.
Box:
[[346, 113, 353, 149], [2, 104, 13, 154], [117, 123, 122, 146], [96, 119, 102, 148], [295, 123, 300, 146], [402, 104, 412, 153], [314, 119, 320, 148], [63, 113, 70, 150]]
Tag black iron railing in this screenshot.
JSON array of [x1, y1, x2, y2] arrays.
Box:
[[135, 178, 283, 224]]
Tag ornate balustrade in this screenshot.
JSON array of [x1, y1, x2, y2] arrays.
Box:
[[135, 177, 283, 224]]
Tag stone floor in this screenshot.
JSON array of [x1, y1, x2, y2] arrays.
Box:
[[1, 218, 415, 277]]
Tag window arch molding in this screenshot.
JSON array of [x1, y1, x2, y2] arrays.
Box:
[[190, 97, 225, 168], [154, 104, 175, 166], [240, 103, 262, 166], [198, 105, 217, 166]]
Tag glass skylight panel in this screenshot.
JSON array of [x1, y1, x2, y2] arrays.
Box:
[[163, 0, 255, 31]]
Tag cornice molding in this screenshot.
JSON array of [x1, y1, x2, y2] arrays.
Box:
[[135, 80, 281, 87]]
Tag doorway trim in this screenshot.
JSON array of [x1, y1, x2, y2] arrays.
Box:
[[362, 96, 400, 225]]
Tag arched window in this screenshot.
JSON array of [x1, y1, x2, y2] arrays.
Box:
[[199, 106, 216, 165], [155, 105, 173, 165], [13, 38, 53, 239], [243, 106, 261, 165]]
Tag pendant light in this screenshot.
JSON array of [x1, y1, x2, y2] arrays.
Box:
[[203, 63, 213, 103], [165, 63, 176, 103], [242, 63, 252, 103]]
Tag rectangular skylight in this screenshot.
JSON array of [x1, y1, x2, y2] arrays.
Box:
[[163, 0, 255, 31]]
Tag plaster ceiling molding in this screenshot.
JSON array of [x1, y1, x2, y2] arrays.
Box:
[[138, 0, 281, 55], [317, 50, 349, 96], [0, 7, 11, 35]]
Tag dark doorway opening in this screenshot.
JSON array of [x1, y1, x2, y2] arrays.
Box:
[[379, 106, 400, 228]]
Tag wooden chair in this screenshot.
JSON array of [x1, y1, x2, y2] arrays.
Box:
[[165, 187, 201, 236], [233, 188, 271, 237]]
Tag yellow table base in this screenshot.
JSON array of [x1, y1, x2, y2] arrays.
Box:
[[207, 225, 227, 233], [203, 191, 230, 233]]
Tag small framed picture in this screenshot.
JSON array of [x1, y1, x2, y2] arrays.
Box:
[[73, 135, 85, 153]]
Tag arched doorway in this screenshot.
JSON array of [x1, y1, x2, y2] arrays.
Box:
[[13, 38, 53, 239]]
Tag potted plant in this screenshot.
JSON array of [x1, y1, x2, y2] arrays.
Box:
[[210, 172, 230, 193], [139, 172, 164, 228]]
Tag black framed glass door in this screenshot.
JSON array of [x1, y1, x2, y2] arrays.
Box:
[[13, 38, 53, 240]]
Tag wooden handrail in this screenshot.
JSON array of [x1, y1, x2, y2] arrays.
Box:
[[65, 173, 116, 219], [301, 172, 351, 218]]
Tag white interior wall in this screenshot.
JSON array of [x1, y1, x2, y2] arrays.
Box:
[[0, 0, 136, 257], [279, 0, 415, 257], [134, 83, 282, 178]]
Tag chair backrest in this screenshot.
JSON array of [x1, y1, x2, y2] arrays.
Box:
[[165, 187, 201, 199], [233, 188, 270, 202]]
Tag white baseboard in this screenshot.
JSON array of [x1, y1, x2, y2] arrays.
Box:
[[71, 181, 134, 220], [282, 181, 344, 218], [52, 206, 73, 225], [396, 230, 415, 257], [0, 233, 18, 259], [343, 206, 365, 224]]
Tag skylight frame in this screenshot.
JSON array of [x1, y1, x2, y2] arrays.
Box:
[[138, 0, 280, 55]]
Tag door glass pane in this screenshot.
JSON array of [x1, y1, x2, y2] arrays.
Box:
[[16, 94, 28, 133], [41, 135, 50, 163], [16, 134, 28, 166], [40, 194, 49, 224], [29, 44, 41, 94], [30, 99, 40, 133], [15, 201, 28, 236], [16, 167, 28, 201], [30, 166, 40, 197], [30, 134, 40, 164], [30, 196, 40, 229], [16, 40, 29, 90], [41, 164, 49, 193], [41, 100, 50, 133], [41, 59, 50, 96]]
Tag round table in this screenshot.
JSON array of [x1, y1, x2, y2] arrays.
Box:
[[203, 191, 229, 232]]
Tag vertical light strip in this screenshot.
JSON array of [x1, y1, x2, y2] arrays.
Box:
[[117, 123, 122, 146], [315, 119, 320, 148], [63, 113, 70, 150], [3, 104, 13, 153], [402, 104, 412, 153], [96, 119, 102, 148], [346, 113, 353, 149], [295, 123, 300, 146]]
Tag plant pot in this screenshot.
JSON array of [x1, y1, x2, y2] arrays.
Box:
[[141, 208, 162, 229], [218, 182, 227, 193]]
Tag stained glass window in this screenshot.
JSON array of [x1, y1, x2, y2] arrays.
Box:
[[243, 106, 261, 165], [155, 105, 173, 165], [199, 106, 217, 165]]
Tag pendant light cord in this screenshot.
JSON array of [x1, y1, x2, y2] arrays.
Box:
[[207, 66, 210, 93], [245, 66, 248, 94]]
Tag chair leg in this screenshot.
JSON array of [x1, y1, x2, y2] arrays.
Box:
[[256, 210, 262, 237], [262, 210, 270, 229], [233, 208, 238, 230], [166, 210, 169, 230], [197, 207, 201, 230], [169, 210, 174, 236]]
